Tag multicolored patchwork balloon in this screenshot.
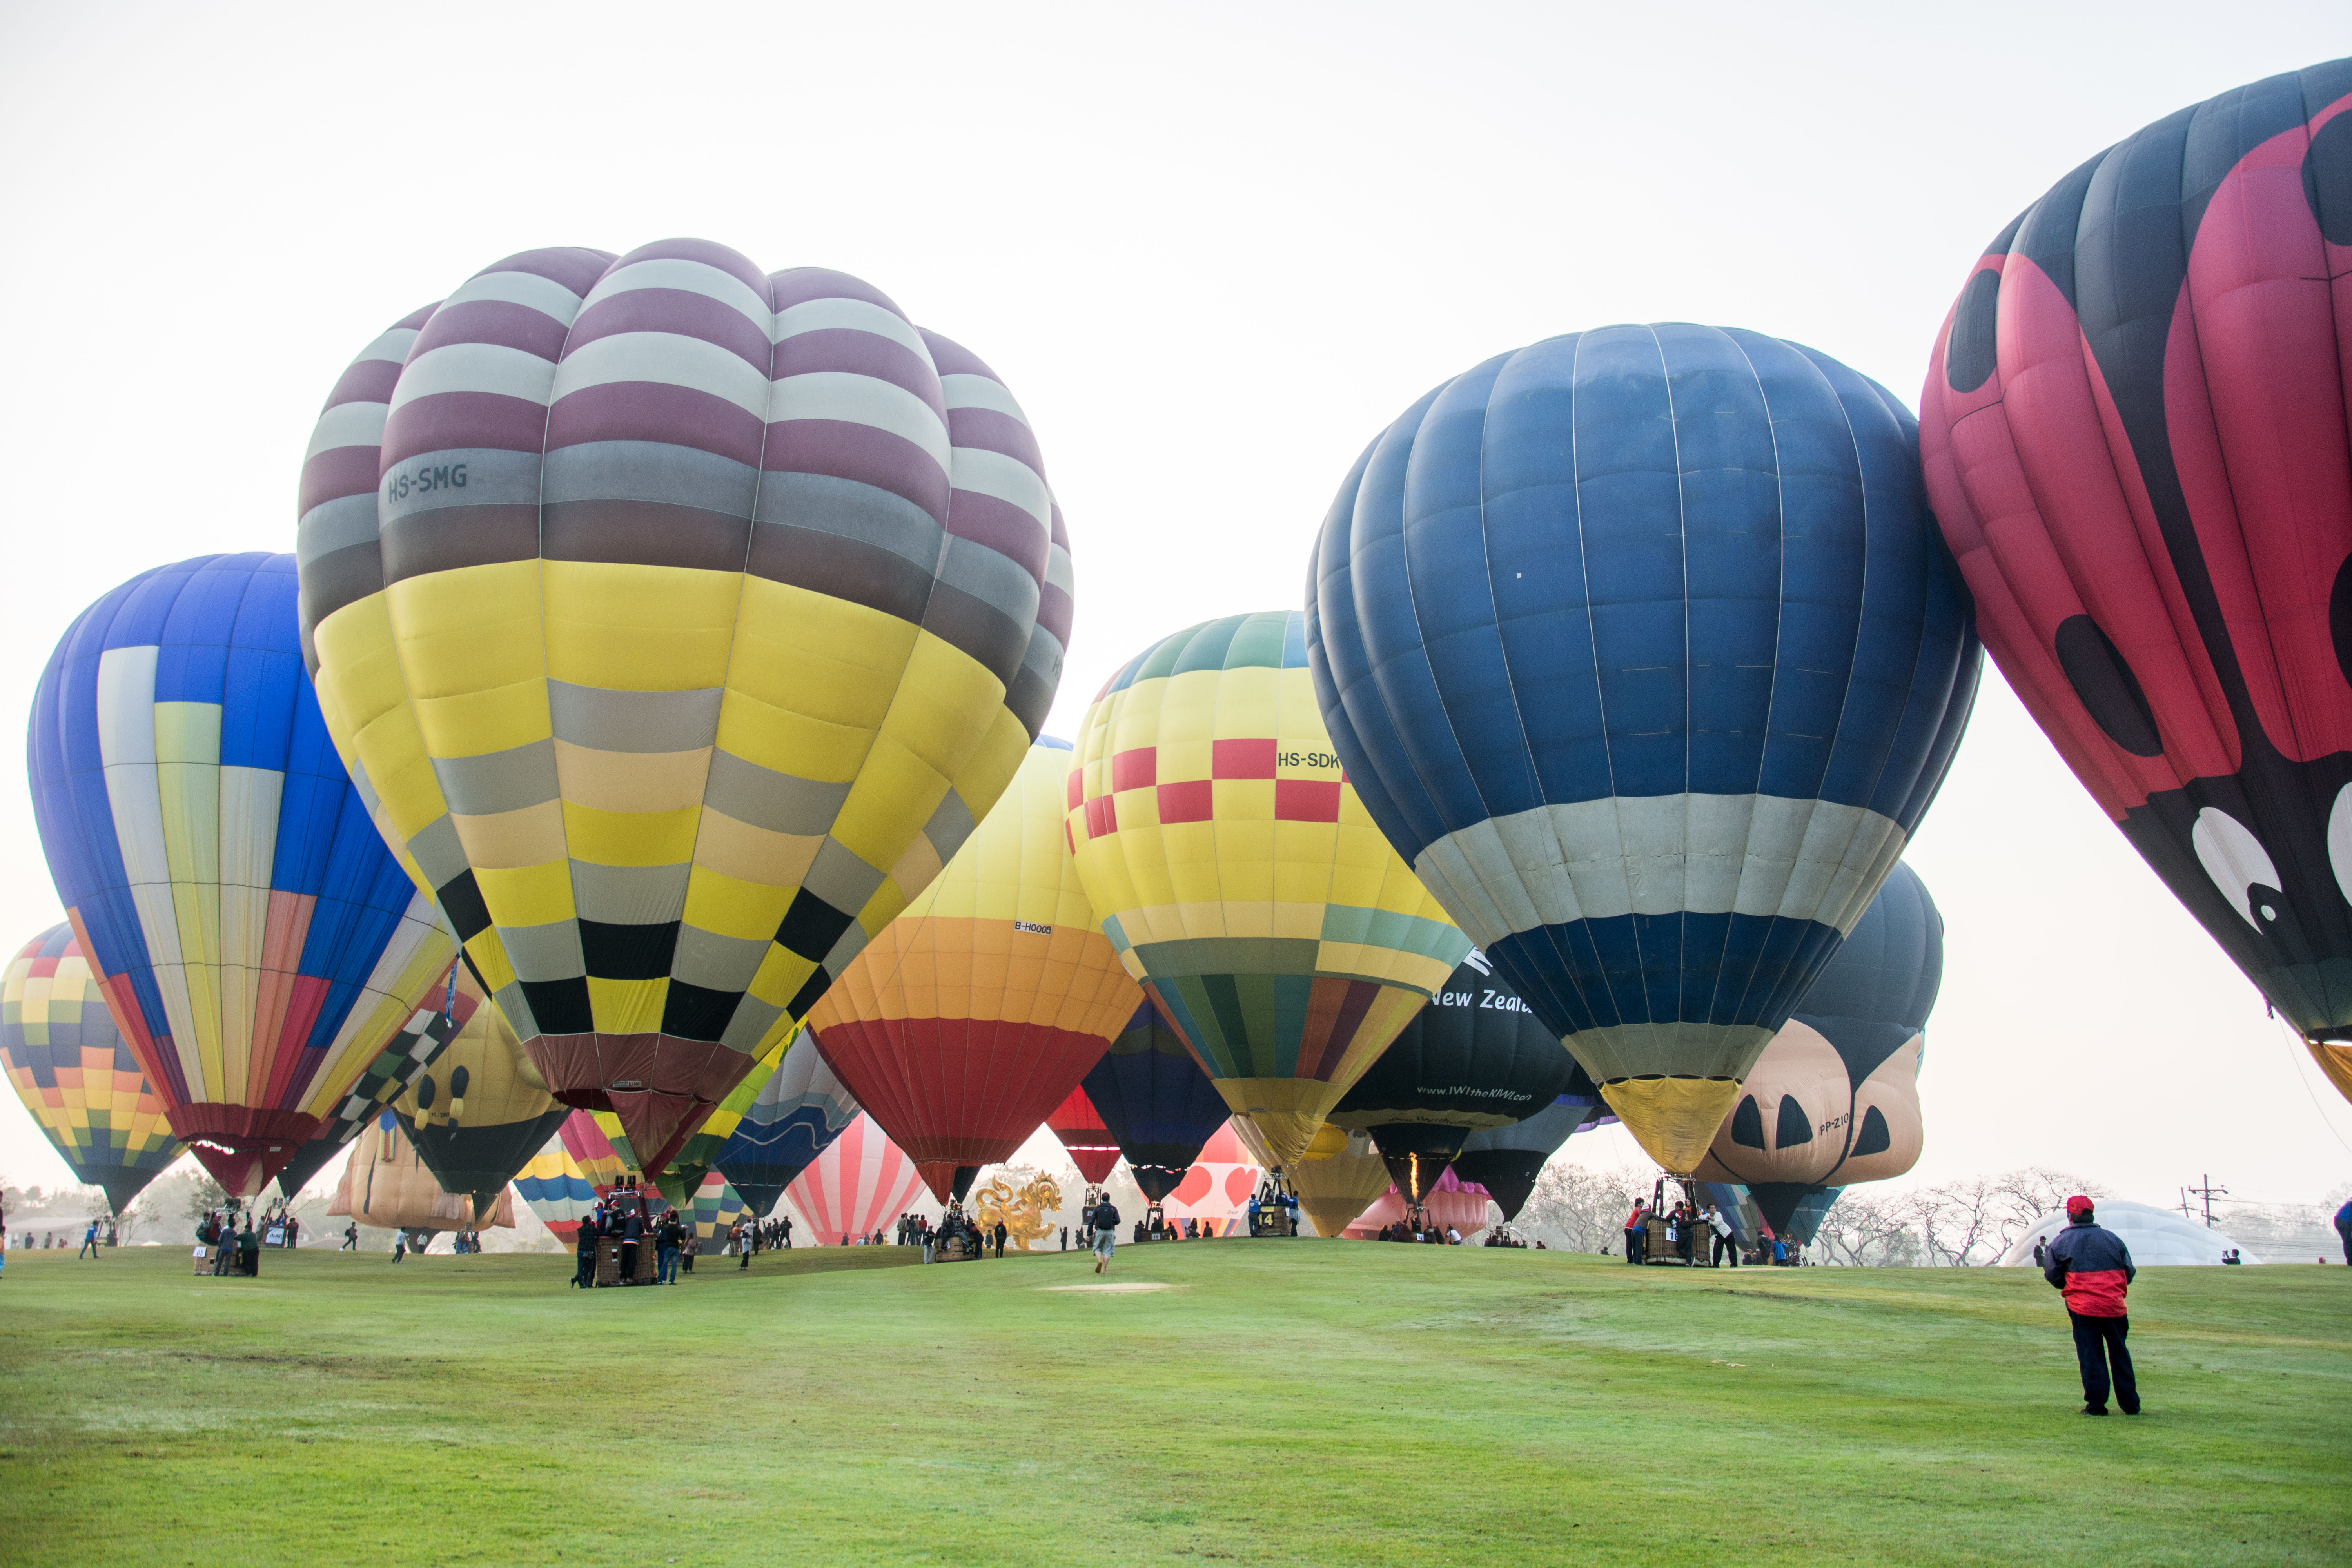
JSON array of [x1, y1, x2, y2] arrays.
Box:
[[514, 1134, 597, 1240], [295, 241, 1072, 1174], [808, 737, 1139, 1201], [1919, 60, 2352, 1099], [711, 1030, 862, 1218], [1067, 610, 1472, 1167], [29, 554, 459, 1194], [0, 925, 184, 1212]]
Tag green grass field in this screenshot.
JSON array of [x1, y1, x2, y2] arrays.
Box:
[[0, 1240, 2343, 1566]]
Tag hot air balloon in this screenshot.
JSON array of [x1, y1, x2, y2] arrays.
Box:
[[515, 1134, 598, 1240], [1696, 862, 1940, 1232], [1348, 1168, 1494, 1240], [632, 1028, 801, 1209], [396, 963, 570, 1218], [1079, 1001, 1234, 1202], [1308, 328, 1981, 1173], [710, 1029, 862, 1217], [686, 1171, 753, 1249], [785, 1112, 927, 1245], [295, 241, 1072, 1174], [1068, 611, 1474, 1167], [1327, 953, 1579, 1203], [1160, 1120, 1263, 1234], [273, 980, 469, 1200], [1452, 1092, 1611, 1225], [328, 1110, 514, 1236], [0, 925, 184, 1212], [1047, 1086, 1122, 1186], [1918, 60, 2352, 1101], [1290, 1127, 1392, 1237], [556, 1108, 632, 1196], [29, 554, 460, 1194], [807, 737, 1139, 1201]]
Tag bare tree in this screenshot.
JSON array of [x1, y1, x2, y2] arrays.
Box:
[[1813, 1192, 1921, 1266], [1517, 1159, 1649, 1253]]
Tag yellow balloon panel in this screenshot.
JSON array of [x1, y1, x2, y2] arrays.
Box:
[[1063, 612, 1466, 1166]]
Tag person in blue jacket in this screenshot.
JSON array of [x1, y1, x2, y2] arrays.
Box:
[[2043, 1196, 2139, 1416], [2334, 1198, 2351, 1267]]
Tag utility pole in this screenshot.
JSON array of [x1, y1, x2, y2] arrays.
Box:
[[2186, 1174, 2228, 1228]]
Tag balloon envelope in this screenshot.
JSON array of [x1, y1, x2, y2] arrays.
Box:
[[274, 981, 468, 1200], [1696, 863, 1940, 1230], [29, 554, 458, 1194], [1918, 60, 2352, 1087], [1329, 955, 1579, 1199], [785, 1112, 927, 1245], [514, 1134, 597, 1240], [711, 1030, 862, 1217], [296, 241, 1071, 1172], [1080, 1001, 1233, 1202], [1068, 610, 1472, 1167], [1453, 1091, 1610, 1223], [1349, 1167, 1494, 1240], [1046, 1085, 1122, 1186], [328, 1111, 512, 1234], [1291, 1127, 1392, 1237], [396, 963, 568, 1216], [1308, 328, 1980, 1171], [808, 738, 1136, 1202], [0, 925, 184, 1212]]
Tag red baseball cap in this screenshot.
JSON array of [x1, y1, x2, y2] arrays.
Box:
[[2065, 1195, 2095, 1219]]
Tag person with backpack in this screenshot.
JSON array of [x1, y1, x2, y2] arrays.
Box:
[[2043, 1195, 2140, 1416], [1089, 1194, 1120, 1274]]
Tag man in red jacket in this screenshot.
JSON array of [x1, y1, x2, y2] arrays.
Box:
[[2043, 1195, 2139, 1416]]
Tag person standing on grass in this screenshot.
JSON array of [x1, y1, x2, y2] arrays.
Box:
[[1623, 1200, 1648, 1264], [737, 1219, 753, 1270], [993, 1220, 1007, 1259], [2043, 1195, 2139, 1417], [572, 1219, 597, 1288], [1706, 1206, 1738, 1268], [657, 1209, 682, 1285], [78, 1220, 99, 1259], [2334, 1197, 2351, 1266], [1090, 1194, 1120, 1274]]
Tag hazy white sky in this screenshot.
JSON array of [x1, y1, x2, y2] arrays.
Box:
[[2, 3, 2345, 1214]]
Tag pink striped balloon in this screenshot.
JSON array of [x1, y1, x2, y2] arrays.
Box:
[[785, 1113, 925, 1245]]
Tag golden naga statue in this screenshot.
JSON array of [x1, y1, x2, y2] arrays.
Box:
[[973, 1172, 1063, 1252]]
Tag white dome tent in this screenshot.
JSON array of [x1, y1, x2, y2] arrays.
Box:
[[1998, 1200, 2261, 1268]]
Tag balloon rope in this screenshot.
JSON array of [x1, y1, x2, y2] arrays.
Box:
[[2275, 1016, 2352, 1158]]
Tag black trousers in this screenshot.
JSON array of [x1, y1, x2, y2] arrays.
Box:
[[620, 1241, 639, 1280], [1714, 1233, 1738, 1267], [2069, 1311, 2137, 1412], [1624, 1229, 1644, 1263]]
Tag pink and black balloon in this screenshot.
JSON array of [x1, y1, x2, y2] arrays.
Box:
[[1921, 59, 2352, 1063]]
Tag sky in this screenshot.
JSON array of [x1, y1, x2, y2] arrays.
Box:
[[1, 2, 2346, 1217]]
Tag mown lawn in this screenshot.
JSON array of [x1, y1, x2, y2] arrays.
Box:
[[0, 1240, 2343, 1565]]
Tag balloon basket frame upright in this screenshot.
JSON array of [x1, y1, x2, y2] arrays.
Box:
[[1641, 1173, 1718, 1267]]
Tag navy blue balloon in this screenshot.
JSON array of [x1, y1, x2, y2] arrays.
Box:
[[1081, 1003, 1233, 1203], [1307, 324, 1979, 1164]]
